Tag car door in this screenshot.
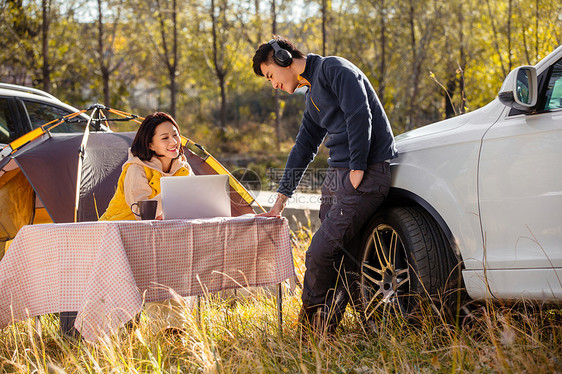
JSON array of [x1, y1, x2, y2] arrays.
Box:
[[477, 57, 562, 301]]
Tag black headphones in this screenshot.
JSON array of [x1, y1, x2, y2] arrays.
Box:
[[269, 39, 293, 67]]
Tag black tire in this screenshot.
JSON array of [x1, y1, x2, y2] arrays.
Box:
[[351, 206, 463, 325]]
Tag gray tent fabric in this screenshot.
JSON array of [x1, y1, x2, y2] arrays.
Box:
[[13, 132, 136, 223]]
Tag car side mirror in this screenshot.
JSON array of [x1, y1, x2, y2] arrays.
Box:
[[498, 66, 538, 111]]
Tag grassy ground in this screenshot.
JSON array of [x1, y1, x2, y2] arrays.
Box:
[[1, 227, 561, 373]]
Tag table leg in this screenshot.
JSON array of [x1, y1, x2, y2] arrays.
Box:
[[60, 311, 79, 338], [196, 295, 202, 328], [276, 283, 283, 336], [35, 316, 42, 338]]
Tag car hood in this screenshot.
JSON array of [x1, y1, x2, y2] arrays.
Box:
[[394, 99, 505, 149]]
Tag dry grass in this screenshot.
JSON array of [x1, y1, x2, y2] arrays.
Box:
[[1, 227, 561, 373]]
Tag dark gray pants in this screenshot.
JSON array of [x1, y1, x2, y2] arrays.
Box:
[[302, 161, 391, 323]]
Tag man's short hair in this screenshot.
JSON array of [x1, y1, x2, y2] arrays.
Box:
[[252, 35, 305, 76]]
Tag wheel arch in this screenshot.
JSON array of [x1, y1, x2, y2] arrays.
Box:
[[382, 187, 462, 263]]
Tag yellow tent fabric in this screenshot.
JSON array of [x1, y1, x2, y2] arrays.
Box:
[[0, 169, 34, 243]]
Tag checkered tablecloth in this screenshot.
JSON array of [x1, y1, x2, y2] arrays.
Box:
[[0, 215, 293, 342]]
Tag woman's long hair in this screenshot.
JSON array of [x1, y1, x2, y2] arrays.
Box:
[[131, 112, 184, 161]]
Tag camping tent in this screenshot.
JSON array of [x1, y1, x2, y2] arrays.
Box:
[[0, 119, 257, 256]]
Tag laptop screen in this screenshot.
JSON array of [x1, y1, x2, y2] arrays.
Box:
[[160, 174, 231, 220]]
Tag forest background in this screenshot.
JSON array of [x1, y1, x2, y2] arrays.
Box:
[[1, 0, 561, 177]]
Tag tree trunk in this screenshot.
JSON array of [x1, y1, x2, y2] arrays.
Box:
[[445, 76, 456, 119], [220, 78, 226, 128], [156, 0, 179, 118], [378, 0, 386, 105], [507, 0, 512, 72], [444, 27, 456, 119], [97, 0, 110, 106], [458, 1, 466, 114], [171, 0, 178, 118], [406, 0, 416, 131], [210, 0, 227, 128], [272, 0, 281, 147], [170, 73, 177, 118], [519, 4, 531, 65], [321, 0, 327, 56], [255, 0, 262, 43], [41, 0, 51, 93], [486, 0, 506, 77], [535, 0, 539, 60]]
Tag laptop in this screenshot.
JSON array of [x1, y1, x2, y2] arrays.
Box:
[[160, 174, 231, 220]]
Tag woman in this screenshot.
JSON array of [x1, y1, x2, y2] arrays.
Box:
[[100, 112, 192, 221], [100, 111, 194, 333]]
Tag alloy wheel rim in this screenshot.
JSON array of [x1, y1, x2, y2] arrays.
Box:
[[360, 224, 410, 320]]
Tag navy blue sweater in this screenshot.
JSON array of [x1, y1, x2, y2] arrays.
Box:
[[278, 54, 397, 197]]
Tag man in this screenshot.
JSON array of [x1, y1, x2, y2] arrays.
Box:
[[252, 36, 397, 334]]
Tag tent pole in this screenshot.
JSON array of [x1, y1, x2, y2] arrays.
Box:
[[74, 108, 97, 222]]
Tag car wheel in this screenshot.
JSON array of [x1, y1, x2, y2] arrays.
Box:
[[352, 206, 463, 325]]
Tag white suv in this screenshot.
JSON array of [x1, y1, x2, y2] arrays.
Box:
[[0, 83, 106, 150], [355, 45, 562, 318]]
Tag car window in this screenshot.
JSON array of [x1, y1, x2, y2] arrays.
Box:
[[543, 58, 562, 111], [23, 100, 87, 133], [0, 98, 18, 143]]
